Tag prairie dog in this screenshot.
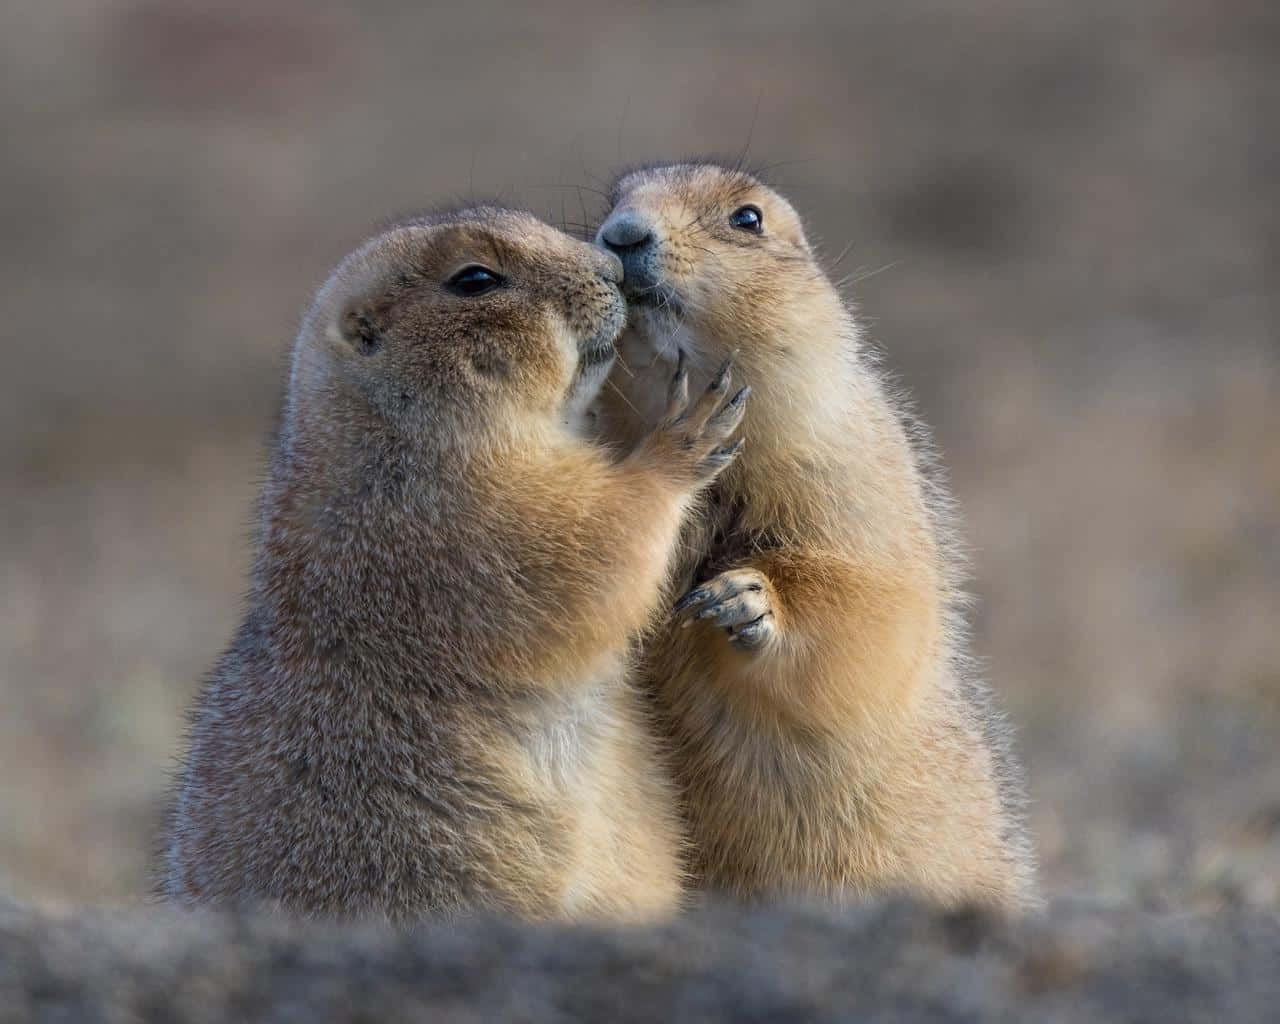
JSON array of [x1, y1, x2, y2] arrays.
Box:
[[592, 164, 1038, 911], [164, 206, 747, 921]]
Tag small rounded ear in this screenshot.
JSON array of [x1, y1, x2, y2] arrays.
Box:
[[340, 305, 381, 355]]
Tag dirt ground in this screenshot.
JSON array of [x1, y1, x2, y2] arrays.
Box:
[[1, 0, 1277, 912], [5, 898, 1280, 1021]]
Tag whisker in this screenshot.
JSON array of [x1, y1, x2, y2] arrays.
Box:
[[605, 377, 641, 417], [733, 97, 762, 173], [746, 157, 815, 180], [829, 239, 856, 270], [838, 261, 901, 289], [576, 150, 610, 191], [535, 183, 610, 200], [612, 348, 636, 379], [576, 187, 592, 243], [688, 244, 726, 263]]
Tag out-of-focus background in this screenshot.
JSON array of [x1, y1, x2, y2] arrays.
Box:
[[1, 0, 1276, 911]]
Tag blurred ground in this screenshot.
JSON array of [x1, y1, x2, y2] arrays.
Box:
[[1, 0, 1277, 909], [6, 899, 1280, 1021]]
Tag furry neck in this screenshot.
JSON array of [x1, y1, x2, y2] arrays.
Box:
[[725, 314, 931, 562]]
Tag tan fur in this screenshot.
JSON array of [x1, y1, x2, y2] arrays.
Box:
[[164, 207, 745, 922], [591, 165, 1039, 911]]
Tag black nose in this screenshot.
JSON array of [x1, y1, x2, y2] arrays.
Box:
[[596, 209, 655, 254]]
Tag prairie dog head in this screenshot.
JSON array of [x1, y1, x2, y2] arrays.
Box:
[[596, 164, 845, 377], [590, 164, 852, 450], [290, 207, 626, 451]]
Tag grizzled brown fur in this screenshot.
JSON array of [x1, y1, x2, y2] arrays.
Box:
[[164, 207, 745, 921], [591, 165, 1038, 911]]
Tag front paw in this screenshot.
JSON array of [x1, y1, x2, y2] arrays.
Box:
[[673, 568, 777, 652], [643, 352, 748, 489]]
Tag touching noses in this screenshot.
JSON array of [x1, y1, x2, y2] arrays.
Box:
[[594, 247, 624, 285], [595, 208, 659, 289]]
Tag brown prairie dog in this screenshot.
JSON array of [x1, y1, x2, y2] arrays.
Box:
[[164, 206, 746, 922], [591, 164, 1039, 911]]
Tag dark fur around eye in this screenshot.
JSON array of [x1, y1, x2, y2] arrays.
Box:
[[447, 265, 504, 297], [729, 205, 763, 234]]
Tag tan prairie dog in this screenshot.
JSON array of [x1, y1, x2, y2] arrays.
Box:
[[591, 164, 1039, 911], [164, 206, 748, 922]]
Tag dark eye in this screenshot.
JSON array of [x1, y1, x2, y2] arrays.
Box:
[[729, 205, 763, 234], [447, 265, 503, 296]]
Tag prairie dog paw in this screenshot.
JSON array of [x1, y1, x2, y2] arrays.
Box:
[[673, 568, 777, 652], [640, 352, 748, 489]]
